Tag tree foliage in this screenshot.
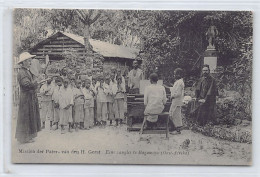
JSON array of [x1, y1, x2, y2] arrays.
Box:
[[14, 9, 252, 97]]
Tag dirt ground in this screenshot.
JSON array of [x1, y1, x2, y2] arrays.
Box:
[[12, 119, 252, 165]]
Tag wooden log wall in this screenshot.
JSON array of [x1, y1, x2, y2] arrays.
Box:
[[31, 34, 86, 60]]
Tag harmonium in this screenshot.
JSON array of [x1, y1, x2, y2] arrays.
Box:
[[126, 94, 172, 131]]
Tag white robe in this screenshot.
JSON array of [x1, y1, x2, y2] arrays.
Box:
[[169, 78, 185, 127]]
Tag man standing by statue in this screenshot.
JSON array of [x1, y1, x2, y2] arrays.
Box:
[[128, 60, 144, 94], [195, 65, 218, 126]]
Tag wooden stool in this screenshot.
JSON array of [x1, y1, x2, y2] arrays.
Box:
[[139, 112, 170, 140]]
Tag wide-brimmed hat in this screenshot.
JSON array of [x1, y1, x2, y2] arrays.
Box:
[[17, 52, 36, 64]]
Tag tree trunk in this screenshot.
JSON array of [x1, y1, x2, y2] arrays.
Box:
[[83, 24, 91, 51], [83, 24, 93, 68]]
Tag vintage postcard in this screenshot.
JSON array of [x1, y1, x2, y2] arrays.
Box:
[[12, 9, 252, 165]]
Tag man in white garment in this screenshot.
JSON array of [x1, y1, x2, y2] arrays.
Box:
[[144, 73, 167, 129], [128, 60, 144, 94]]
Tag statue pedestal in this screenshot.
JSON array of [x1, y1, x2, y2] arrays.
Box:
[[204, 48, 218, 73]]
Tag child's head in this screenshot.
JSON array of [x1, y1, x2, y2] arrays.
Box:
[[110, 72, 115, 80], [47, 78, 52, 85], [70, 76, 76, 85], [116, 76, 122, 84], [81, 80, 86, 88], [96, 68, 101, 75], [105, 76, 110, 84], [63, 78, 69, 88], [111, 66, 116, 75], [116, 68, 121, 76], [87, 69, 92, 77], [61, 67, 67, 76], [99, 75, 104, 83], [85, 79, 91, 88], [92, 76, 96, 85], [76, 66, 81, 73], [55, 76, 63, 87], [75, 79, 82, 89], [149, 73, 158, 84], [174, 68, 183, 80]]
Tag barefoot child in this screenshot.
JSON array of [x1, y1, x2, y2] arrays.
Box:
[[39, 77, 54, 129], [58, 78, 74, 134], [91, 75, 97, 124], [104, 76, 114, 125], [96, 75, 108, 126], [169, 68, 185, 134], [82, 79, 95, 129], [52, 76, 63, 130], [113, 76, 126, 126], [73, 79, 85, 131], [109, 73, 117, 125]]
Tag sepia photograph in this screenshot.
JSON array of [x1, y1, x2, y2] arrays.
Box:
[[12, 9, 252, 165]]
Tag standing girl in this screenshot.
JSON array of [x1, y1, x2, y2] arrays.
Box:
[[113, 76, 126, 126]]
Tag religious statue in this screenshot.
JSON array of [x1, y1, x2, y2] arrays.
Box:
[[206, 21, 218, 50]]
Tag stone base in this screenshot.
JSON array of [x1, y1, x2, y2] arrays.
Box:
[[204, 49, 218, 73], [204, 56, 217, 73]]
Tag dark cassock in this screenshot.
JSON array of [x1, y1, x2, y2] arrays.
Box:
[[15, 66, 41, 143], [195, 75, 218, 126]]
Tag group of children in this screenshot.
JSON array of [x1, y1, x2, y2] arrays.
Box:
[[39, 68, 126, 134]]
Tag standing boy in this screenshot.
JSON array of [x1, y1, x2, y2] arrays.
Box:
[[39, 78, 54, 129], [169, 68, 185, 134], [73, 79, 85, 131], [82, 79, 95, 129], [58, 78, 74, 134], [113, 76, 126, 126], [96, 75, 108, 126], [52, 76, 63, 130], [105, 76, 115, 125]]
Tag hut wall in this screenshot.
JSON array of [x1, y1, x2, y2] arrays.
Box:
[[103, 58, 133, 75], [30, 34, 86, 61]]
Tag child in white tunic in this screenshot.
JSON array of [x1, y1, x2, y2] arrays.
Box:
[[73, 79, 85, 131], [96, 76, 108, 125], [169, 68, 185, 134], [52, 77, 63, 130], [82, 79, 95, 129], [39, 78, 54, 129], [91, 75, 97, 124], [58, 78, 74, 134], [113, 76, 126, 126], [105, 76, 115, 125], [144, 73, 167, 129], [109, 73, 117, 125]]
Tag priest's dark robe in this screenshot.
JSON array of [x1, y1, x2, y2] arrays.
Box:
[[15, 67, 41, 143], [195, 75, 218, 126]]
